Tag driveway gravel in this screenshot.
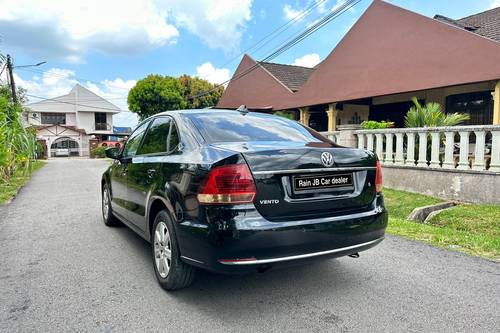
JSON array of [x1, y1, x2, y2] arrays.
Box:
[[1, 158, 499, 332]]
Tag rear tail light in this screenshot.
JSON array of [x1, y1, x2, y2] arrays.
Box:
[[375, 160, 383, 193], [197, 163, 256, 204]]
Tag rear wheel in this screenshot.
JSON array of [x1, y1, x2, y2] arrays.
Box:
[[102, 183, 121, 226], [152, 210, 195, 290]]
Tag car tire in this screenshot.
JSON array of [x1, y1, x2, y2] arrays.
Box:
[[152, 210, 195, 290], [102, 183, 121, 227]]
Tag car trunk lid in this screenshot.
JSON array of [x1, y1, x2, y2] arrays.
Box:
[[211, 142, 378, 222]]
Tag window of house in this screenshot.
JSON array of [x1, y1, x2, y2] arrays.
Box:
[[41, 113, 66, 125], [94, 113, 107, 130], [446, 91, 493, 125], [137, 117, 170, 155], [122, 121, 150, 158]]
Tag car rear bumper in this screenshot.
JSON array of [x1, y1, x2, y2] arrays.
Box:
[[176, 199, 387, 274]]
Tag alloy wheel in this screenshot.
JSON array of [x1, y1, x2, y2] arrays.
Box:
[[154, 221, 172, 278], [102, 187, 109, 220]]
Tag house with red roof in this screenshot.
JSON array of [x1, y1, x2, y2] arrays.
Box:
[[218, 0, 500, 131]]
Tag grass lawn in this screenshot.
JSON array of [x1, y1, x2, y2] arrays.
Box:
[[384, 188, 500, 261], [0, 160, 47, 205]]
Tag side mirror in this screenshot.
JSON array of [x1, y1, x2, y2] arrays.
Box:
[[105, 147, 120, 160]]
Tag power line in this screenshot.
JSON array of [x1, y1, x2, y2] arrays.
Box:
[[17, 67, 104, 86], [189, 0, 360, 100], [219, 0, 329, 69], [15, 0, 329, 93]]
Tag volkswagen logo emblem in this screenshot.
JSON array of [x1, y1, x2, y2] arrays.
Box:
[[321, 152, 334, 167]]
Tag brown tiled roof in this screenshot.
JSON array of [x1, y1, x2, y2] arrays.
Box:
[[258, 62, 315, 91], [218, 1, 500, 111], [434, 6, 500, 42]]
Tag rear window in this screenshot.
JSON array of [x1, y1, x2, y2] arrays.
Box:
[[184, 112, 327, 143]]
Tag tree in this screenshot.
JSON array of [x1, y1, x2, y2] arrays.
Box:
[[178, 74, 223, 109], [405, 97, 470, 128], [127, 75, 186, 120]]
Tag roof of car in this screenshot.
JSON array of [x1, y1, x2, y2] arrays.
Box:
[[155, 109, 273, 116]]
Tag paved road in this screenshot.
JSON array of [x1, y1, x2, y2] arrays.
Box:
[[1, 159, 499, 332]]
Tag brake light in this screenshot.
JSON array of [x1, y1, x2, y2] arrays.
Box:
[[375, 160, 383, 193], [197, 163, 256, 204]]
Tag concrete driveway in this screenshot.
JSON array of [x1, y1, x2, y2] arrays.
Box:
[[1, 158, 499, 332]]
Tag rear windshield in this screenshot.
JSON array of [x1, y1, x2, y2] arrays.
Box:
[[184, 111, 328, 144]]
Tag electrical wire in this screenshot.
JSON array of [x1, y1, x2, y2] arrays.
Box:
[[189, 0, 360, 100], [219, 0, 329, 69], [17, 0, 361, 106]]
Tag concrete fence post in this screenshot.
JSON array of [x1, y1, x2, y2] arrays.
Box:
[[442, 131, 456, 169], [472, 131, 486, 171], [337, 125, 361, 148], [490, 131, 500, 172], [457, 131, 470, 170], [394, 133, 405, 165]]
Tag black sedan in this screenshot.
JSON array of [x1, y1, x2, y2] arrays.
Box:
[[101, 109, 387, 290]]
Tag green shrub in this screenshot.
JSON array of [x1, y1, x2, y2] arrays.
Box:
[[360, 120, 394, 129], [0, 86, 37, 183], [274, 111, 295, 120], [92, 146, 107, 158]]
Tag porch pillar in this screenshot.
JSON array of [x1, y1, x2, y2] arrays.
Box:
[[493, 81, 500, 125], [299, 107, 310, 126], [326, 103, 338, 132]]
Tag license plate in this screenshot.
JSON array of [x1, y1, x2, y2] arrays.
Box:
[[293, 173, 353, 192]]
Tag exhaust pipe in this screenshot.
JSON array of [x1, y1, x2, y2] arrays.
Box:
[[348, 253, 359, 258]]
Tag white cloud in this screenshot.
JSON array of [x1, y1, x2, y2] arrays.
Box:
[[162, 0, 252, 53], [0, 0, 179, 62], [283, 4, 303, 21], [292, 53, 321, 67], [491, 0, 500, 8], [0, 0, 253, 61], [195, 62, 231, 84]]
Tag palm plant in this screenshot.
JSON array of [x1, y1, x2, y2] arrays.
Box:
[[405, 97, 470, 128]]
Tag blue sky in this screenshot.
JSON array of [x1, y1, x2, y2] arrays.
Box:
[[1, 0, 498, 126]]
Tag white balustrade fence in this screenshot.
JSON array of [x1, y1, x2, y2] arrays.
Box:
[[321, 126, 500, 172], [353, 126, 500, 172], [323, 131, 340, 144]]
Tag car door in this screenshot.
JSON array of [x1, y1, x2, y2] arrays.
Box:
[[110, 120, 150, 222], [127, 117, 171, 231]]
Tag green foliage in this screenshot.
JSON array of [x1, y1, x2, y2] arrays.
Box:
[[91, 146, 107, 158], [127, 74, 186, 120], [127, 74, 224, 120], [0, 84, 38, 183], [384, 188, 500, 260], [360, 120, 394, 129], [405, 97, 470, 128], [178, 74, 223, 109], [273, 111, 295, 120]]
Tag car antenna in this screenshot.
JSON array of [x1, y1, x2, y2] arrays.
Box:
[[236, 105, 249, 115]]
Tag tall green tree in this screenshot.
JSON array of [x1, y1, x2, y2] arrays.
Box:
[[178, 74, 223, 109], [405, 97, 470, 127], [127, 75, 186, 120]]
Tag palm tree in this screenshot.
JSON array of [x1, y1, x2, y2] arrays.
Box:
[[405, 97, 470, 128]]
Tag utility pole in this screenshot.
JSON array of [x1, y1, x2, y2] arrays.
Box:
[[6, 54, 17, 103]]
